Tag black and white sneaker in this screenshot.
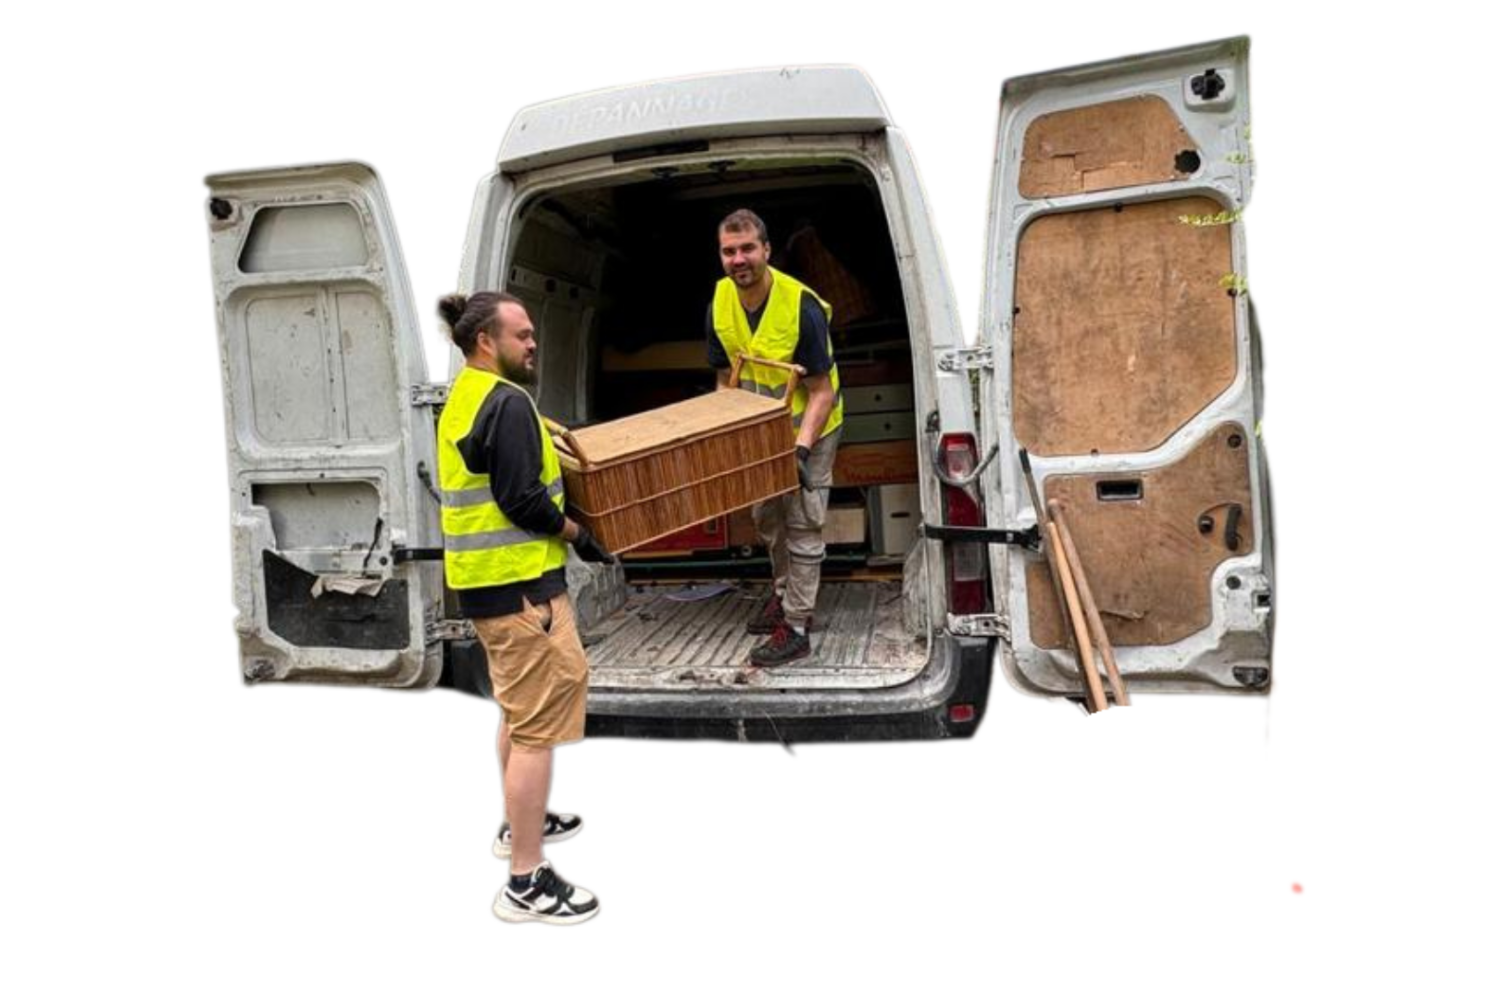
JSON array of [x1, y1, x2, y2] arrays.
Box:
[[749, 620, 812, 666], [493, 862, 600, 925], [493, 812, 583, 858]]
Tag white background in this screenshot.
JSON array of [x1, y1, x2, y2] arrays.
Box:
[[3, 4, 1493, 997]]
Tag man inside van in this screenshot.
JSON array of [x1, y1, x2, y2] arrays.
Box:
[[436, 291, 615, 926], [707, 208, 845, 667]]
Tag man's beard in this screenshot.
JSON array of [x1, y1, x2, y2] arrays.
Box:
[[500, 355, 535, 384]]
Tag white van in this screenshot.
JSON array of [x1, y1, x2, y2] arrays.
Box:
[[204, 36, 1272, 739]]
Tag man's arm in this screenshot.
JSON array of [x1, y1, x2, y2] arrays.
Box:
[[707, 301, 734, 390], [461, 388, 578, 539], [796, 373, 835, 450]]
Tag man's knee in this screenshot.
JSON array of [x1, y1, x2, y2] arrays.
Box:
[[787, 529, 826, 562]]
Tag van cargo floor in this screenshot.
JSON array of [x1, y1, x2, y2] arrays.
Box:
[[583, 581, 928, 691]]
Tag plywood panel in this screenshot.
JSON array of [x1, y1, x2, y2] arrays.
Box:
[[1019, 95, 1198, 199], [1025, 423, 1253, 648], [1013, 196, 1237, 456]]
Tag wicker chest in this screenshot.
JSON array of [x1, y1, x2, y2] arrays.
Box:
[[551, 390, 798, 553]]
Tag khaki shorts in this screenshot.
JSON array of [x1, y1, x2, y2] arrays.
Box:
[[471, 594, 589, 749]]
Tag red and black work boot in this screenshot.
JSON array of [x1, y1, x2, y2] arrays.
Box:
[[750, 620, 811, 666], [745, 591, 786, 635]]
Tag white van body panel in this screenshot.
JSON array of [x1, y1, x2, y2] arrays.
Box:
[[497, 66, 891, 172], [206, 163, 442, 686], [980, 37, 1272, 694]]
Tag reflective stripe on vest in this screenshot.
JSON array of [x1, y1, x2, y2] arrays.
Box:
[[441, 479, 564, 509], [436, 366, 569, 590], [712, 266, 844, 437]]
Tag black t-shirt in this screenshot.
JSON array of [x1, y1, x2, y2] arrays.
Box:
[[451, 380, 568, 618], [705, 289, 834, 375]]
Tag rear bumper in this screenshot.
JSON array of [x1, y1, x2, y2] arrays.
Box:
[[440, 633, 994, 742]]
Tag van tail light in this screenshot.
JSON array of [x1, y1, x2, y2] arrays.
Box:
[[939, 432, 988, 614]]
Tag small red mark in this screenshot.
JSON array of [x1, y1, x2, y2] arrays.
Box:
[[1292, 883, 1303, 894]]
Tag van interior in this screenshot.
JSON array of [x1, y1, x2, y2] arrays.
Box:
[[499, 158, 934, 691]]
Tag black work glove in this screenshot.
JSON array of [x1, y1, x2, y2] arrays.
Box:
[[796, 445, 814, 492], [572, 525, 617, 564]]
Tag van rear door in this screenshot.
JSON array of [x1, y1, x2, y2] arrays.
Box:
[[205, 162, 443, 686], [979, 37, 1274, 696]]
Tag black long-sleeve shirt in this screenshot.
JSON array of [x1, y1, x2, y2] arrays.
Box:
[[452, 380, 568, 618]]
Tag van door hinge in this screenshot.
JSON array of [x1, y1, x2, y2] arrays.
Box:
[[426, 618, 475, 643], [411, 383, 450, 407], [937, 347, 993, 373], [946, 613, 1009, 639]]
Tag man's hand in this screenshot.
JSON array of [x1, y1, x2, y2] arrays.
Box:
[[796, 445, 814, 492], [571, 525, 617, 564]]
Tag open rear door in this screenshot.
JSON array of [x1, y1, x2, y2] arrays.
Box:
[[981, 37, 1273, 696], [205, 162, 443, 686]]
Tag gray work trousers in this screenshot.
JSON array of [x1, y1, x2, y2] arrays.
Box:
[[753, 427, 842, 626]]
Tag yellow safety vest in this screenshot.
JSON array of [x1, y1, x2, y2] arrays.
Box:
[[436, 366, 568, 590], [712, 267, 844, 438]]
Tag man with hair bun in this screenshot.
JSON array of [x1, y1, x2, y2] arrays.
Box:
[[435, 290, 613, 925], [707, 208, 844, 666]]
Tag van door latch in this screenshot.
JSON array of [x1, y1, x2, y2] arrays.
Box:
[[946, 613, 1009, 639], [426, 618, 476, 643], [921, 523, 1040, 550], [936, 347, 993, 373], [411, 383, 450, 407]]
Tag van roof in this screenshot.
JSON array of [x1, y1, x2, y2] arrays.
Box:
[[497, 65, 891, 172]]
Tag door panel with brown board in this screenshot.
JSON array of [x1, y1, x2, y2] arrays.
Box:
[[1025, 423, 1254, 649], [983, 38, 1273, 695]]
